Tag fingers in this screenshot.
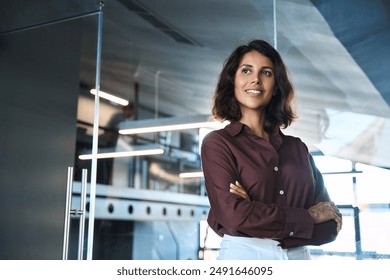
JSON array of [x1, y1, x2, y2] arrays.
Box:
[[309, 201, 343, 233], [335, 215, 342, 233], [332, 209, 343, 233], [327, 201, 343, 221], [329, 202, 343, 233], [229, 181, 250, 201]]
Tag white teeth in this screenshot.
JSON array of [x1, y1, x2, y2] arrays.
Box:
[[245, 89, 262, 94]]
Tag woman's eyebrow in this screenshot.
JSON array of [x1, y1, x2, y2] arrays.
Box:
[[239, 64, 274, 70], [239, 63, 253, 68]]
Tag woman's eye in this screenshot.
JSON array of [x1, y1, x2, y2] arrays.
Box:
[[261, 70, 272, 76], [242, 68, 251, 74]]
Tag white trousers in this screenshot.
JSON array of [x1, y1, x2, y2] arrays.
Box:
[[218, 235, 311, 260]]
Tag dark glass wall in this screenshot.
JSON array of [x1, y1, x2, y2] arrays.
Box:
[[0, 1, 98, 259]]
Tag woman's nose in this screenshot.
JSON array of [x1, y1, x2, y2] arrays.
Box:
[[252, 77, 262, 85]]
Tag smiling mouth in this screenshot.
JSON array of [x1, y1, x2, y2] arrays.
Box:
[[245, 89, 263, 95]]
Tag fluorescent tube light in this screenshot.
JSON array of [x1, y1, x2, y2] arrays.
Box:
[[120, 122, 216, 134], [90, 89, 129, 106], [119, 115, 226, 135], [79, 145, 164, 160], [179, 171, 204, 178]]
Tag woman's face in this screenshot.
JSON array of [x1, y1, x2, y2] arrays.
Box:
[[234, 50, 276, 114]]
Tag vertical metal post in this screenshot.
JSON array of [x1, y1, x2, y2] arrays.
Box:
[[86, 1, 104, 260], [154, 70, 161, 144], [62, 167, 73, 260], [353, 206, 363, 259], [154, 70, 160, 120], [352, 162, 358, 205], [200, 177, 205, 196], [78, 169, 88, 260], [141, 159, 148, 189]]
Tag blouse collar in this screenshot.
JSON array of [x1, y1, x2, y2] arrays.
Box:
[[224, 121, 283, 150]]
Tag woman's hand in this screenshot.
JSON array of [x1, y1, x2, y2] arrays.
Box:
[[229, 181, 250, 201], [308, 201, 343, 233]]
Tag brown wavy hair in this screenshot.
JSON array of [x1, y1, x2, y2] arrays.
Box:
[[212, 39, 296, 132]]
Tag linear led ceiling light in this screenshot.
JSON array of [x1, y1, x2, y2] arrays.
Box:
[[78, 145, 164, 160], [179, 171, 204, 178], [90, 89, 129, 106], [119, 115, 226, 135]]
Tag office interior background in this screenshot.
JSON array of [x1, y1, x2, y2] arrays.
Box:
[[1, 0, 390, 260]]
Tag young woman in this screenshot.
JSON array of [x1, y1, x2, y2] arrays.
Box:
[[201, 40, 342, 260]]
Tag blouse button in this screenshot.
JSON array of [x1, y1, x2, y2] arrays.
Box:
[[289, 231, 294, 236], [274, 166, 279, 171], [279, 190, 284, 195]]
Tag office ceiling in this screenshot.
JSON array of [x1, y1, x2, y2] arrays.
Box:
[[3, 0, 390, 168]]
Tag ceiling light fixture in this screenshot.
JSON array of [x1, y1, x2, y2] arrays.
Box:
[[179, 171, 204, 178], [90, 89, 129, 106], [78, 145, 164, 160], [119, 115, 226, 135]]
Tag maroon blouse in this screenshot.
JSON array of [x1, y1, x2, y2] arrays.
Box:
[[200, 121, 338, 249]]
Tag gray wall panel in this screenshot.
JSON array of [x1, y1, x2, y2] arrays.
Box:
[[0, 0, 98, 34], [0, 17, 83, 259]]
